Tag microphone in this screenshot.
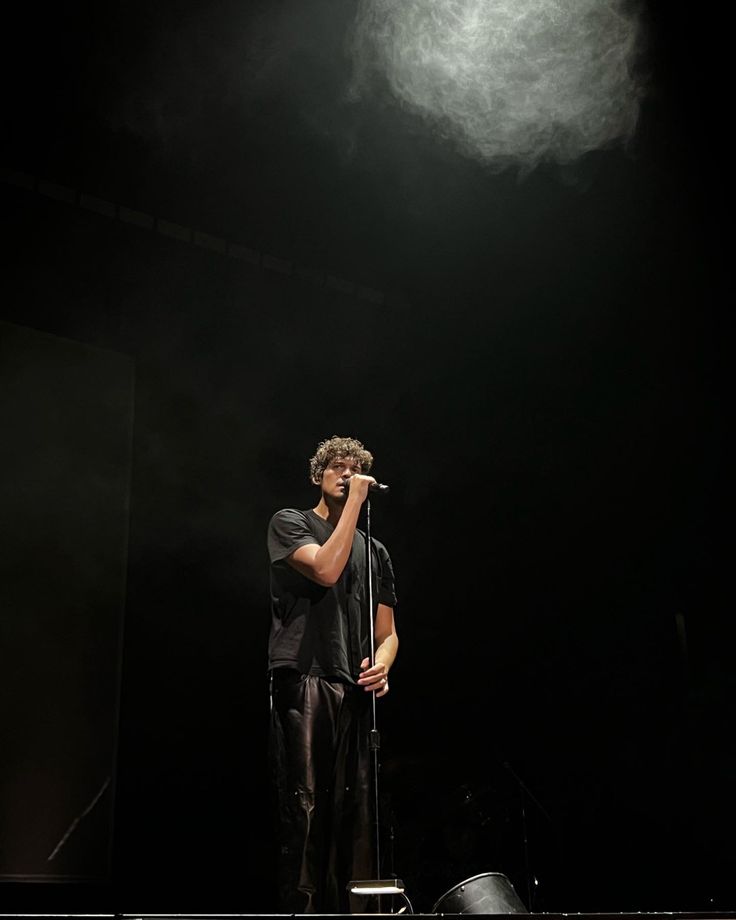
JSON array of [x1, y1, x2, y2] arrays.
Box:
[[342, 479, 390, 494]]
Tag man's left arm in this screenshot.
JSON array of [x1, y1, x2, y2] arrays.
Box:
[[358, 603, 398, 697]]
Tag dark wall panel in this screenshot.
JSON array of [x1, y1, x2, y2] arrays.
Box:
[[0, 320, 134, 880]]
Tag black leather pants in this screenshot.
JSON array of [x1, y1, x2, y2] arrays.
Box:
[[269, 669, 375, 913]]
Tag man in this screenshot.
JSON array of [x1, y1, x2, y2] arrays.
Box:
[[267, 435, 399, 913]]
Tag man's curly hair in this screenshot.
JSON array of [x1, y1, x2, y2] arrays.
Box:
[[309, 435, 374, 484]]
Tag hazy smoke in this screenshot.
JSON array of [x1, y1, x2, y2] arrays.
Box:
[[348, 0, 647, 173]]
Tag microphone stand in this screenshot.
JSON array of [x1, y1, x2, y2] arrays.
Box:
[[503, 761, 552, 912], [356, 490, 410, 914], [364, 495, 383, 909]]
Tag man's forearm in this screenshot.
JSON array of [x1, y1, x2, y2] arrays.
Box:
[[290, 491, 365, 586], [375, 604, 399, 671], [309, 495, 363, 584], [375, 633, 399, 672]]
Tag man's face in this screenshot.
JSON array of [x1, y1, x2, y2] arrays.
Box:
[[318, 455, 364, 501]]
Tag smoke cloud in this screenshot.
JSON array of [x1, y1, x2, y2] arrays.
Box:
[[348, 0, 647, 173]]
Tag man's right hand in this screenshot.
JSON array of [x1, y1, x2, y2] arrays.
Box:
[[343, 474, 376, 503]]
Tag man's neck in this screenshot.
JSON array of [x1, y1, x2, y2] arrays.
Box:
[[313, 496, 344, 527]]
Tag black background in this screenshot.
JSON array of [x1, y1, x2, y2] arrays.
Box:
[[1, 0, 731, 914]]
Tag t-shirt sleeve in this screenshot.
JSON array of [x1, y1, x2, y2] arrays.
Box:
[[268, 509, 319, 564], [375, 540, 398, 608]]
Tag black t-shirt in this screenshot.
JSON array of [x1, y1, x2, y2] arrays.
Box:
[[267, 508, 397, 682]]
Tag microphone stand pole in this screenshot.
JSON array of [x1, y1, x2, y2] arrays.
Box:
[[503, 761, 552, 912], [364, 495, 383, 910]]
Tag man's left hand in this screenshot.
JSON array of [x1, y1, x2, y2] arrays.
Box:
[[358, 657, 389, 696]]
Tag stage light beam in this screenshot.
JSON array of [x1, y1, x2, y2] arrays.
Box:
[[349, 0, 647, 174]]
